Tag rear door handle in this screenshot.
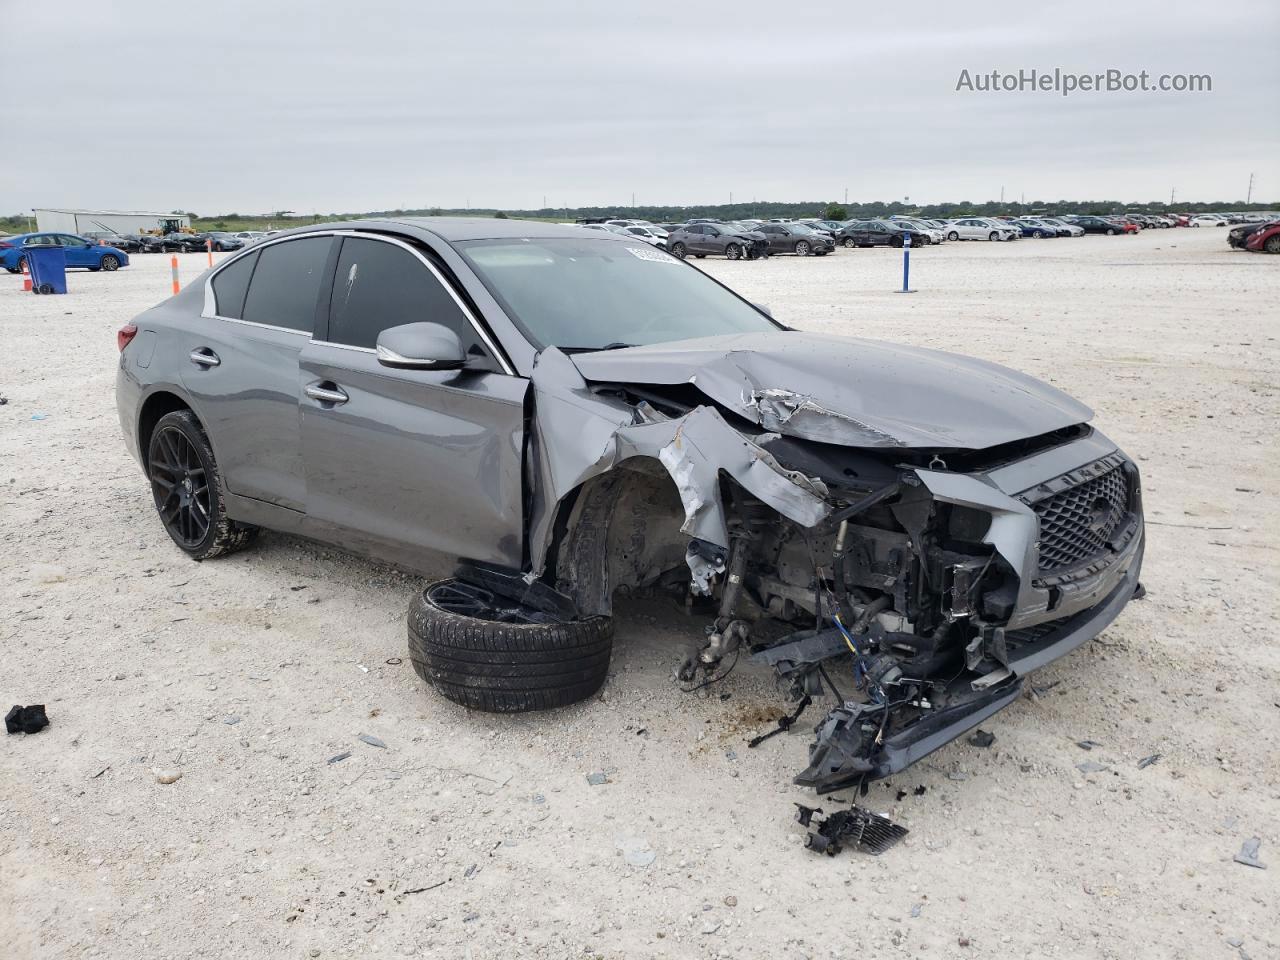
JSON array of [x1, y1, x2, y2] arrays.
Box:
[[305, 382, 349, 405], [189, 348, 220, 367]]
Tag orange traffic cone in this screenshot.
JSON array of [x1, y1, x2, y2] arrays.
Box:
[[21, 259, 31, 293]]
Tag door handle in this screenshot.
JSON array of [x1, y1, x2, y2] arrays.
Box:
[[305, 382, 349, 405], [189, 348, 220, 367]]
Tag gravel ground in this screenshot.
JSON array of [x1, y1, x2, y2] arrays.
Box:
[[1, 229, 1277, 960]]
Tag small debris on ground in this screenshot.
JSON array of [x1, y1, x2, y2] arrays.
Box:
[[1233, 837, 1266, 869], [947, 771, 968, 781], [155, 769, 182, 784], [357, 733, 386, 749], [223, 715, 241, 725], [968, 729, 995, 748], [910, 903, 923, 918], [586, 771, 608, 785], [615, 836, 656, 867], [1076, 740, 1104, 750], [914, 785, 927, 796], [1076, 761, 1108, 774], [5, 704, 49, 735], [795, 803, 908, 856], [1137, 753, 1161, 769], [328, 752, 352, 764]]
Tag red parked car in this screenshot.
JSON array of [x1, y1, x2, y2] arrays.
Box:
[[1245, 221, 1280, 254]]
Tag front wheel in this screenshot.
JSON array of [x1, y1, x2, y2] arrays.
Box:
[[1032, 230, 1043, 238], [408, 579, 614, 712], [725, 243, 742, 261], [947, 231, 960, 241], [101, 254, 120, 271], [794, 241, 811, 256], [988, 232, 999, 241], [669, 242, 686, 259], [147, 410, 257, 560], [842, 237, 856, 248]]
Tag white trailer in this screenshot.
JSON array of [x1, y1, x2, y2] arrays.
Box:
[[32, 208, 191, 235]]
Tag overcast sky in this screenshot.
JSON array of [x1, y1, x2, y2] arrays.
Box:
[[1, 0, 1275, 214]]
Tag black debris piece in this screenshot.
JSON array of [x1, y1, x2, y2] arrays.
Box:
[[968, 729, 995, 748], [896, 789, 907, 801], [1233, 837, 1266, 870], [1077, 740, 1104, 750], [328, 751, 352, 764], [747, 694, 811, 749], [913, 785, 927, 796], [385, 657, 403, 666], [794, 803, 908, 856], [5, 704, 49, 735], [1137, 753, 1161, 769], [1132, 582, 1147, 600]]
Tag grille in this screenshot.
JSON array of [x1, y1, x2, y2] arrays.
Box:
[[1033, 467, 1129, 572]]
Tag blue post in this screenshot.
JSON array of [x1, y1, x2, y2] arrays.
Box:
[[897, 232, 914, 293]]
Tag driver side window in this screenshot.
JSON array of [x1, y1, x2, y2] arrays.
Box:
[[327, 237, 495, 368]]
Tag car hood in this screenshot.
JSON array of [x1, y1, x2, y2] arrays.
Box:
[[569, 330, 1093, 450]]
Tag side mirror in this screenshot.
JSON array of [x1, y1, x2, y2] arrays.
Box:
[[376, 322, 467, 370]]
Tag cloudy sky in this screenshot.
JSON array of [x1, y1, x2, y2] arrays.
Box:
[[1, 0, 1275, 215]]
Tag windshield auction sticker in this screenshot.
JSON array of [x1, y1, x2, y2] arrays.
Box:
[[626, 246, 679, 264]]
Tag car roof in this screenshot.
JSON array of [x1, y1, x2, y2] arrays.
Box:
[[259, 216, 627, 245]]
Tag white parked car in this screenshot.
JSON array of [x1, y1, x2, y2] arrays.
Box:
[[621, 225, 668, 247], [895, 218, 945, 244], [1190, 215, 1227, 227], [1037, 217, 1085, 236], [943, 217, 1020, 241]]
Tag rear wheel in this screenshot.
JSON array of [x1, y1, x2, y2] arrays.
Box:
[[669, 241, 686, 259], [725, 243, 742, 260], [408, 579, 614, 712], [146, 410, 257, 560], [101, 254, 120, 271], [1106, 228, 1117, 236]]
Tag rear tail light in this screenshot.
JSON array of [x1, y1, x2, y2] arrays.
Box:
[[117, 322, 138, 352]]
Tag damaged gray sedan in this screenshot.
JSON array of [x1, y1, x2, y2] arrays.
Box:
[[116, 217, 1145, 793]]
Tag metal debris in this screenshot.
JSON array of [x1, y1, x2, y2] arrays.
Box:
[[586, 771, 608, 786], [358, 734, 387, 749], [968, 729, 995, 748], [1076, 761, 1108, 774], [1076, 740, 1103, 750], [328, 752, 352, 764], [794, 803, 909, 856], [1136, 753, 1161, 769]]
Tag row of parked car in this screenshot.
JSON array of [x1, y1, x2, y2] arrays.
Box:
[[82, 229, 275, 254], [575, 208, 1280, 261]]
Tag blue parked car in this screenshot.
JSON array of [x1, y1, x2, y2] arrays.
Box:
[[1, 232, 130, 273], [1009, 219, 1063, 238]]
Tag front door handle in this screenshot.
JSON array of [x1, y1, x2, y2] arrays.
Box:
[[189, 348, 220, 367], [305, 382, 349, 405]]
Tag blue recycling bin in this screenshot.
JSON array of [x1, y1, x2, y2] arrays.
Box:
[[26, 245, 67, 294]]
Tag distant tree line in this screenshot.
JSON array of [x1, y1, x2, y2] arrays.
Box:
[[2, 197, 1276, 235]]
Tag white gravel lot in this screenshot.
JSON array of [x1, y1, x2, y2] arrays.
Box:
[[1, 228, 1277, 960]]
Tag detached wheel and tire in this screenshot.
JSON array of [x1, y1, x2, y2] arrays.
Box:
[[725, 243, 743, 261], [147, 410, 257, 559], [409, 580, 613, 712]]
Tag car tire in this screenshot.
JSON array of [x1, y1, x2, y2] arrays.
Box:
[[947, 231, 960, 241], [842, 237, 856, 248], [794, 241, 810, 256], [408, 579, 614, 713], [1264, 235, 1280, 254], [725, 243, 742, 261], [694, 254, 706, 258], [1031, 230, 1043, 238], [669, 242, 686, 259], [16, 255, 28, 274], [146, 409, 258, 560], [1106, 228, 1117, 236], [101, 254, 121, 271], [988, 232, 999, 241]]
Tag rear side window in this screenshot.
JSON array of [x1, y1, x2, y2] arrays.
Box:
[[210, 251, 258, 319], [241, 237, 332, 333], [327, 237, 486, 357]]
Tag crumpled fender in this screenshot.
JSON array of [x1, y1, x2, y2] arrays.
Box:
[[527, 347, 831, 591]]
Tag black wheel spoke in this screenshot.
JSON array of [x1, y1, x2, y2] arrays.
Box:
[[150, 425, 213, 548]]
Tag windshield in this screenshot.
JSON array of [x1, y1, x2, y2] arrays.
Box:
[[459, 238, 779, 351]]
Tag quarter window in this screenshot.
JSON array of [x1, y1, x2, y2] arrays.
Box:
[[211, 250, 259, 319], [241, 237, 332, 333], [327, 237, 487, 359]]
